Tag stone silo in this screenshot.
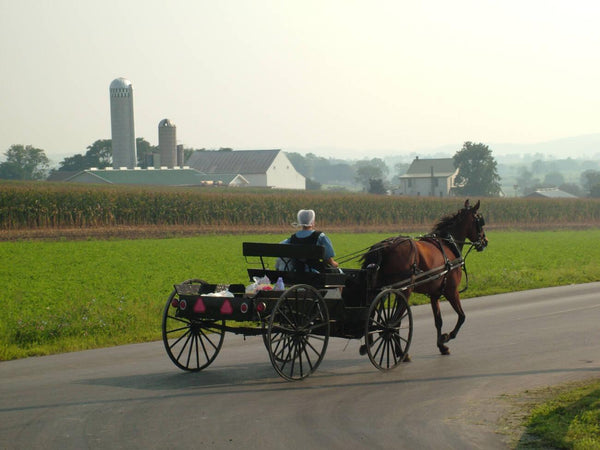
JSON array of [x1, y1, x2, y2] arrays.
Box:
[[109, 78, 137, 169], [158, 119, 177, 168]]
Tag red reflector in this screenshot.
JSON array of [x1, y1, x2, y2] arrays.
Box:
[[171, 298, 179, 308], [179, 299, 187, 310], [220, 299, 233, 315], [256, 302, 266, 313], [193, 298, 206, 313], [240, 302, 248, 314]]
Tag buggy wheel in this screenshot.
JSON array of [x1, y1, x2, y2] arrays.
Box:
[[267, 284, 329, 381], [365, 289, 412, 371], [162, 279, 225, 372]]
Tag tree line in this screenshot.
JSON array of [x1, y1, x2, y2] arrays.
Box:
[[3, 139, 600, 197]]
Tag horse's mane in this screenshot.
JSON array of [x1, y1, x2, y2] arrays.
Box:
[[430, 210, 462, 236]]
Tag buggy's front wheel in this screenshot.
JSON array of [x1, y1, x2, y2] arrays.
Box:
[[162, 279, 225, 371], [364, 289, 412, 371]]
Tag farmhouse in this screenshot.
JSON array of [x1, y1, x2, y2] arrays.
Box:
[[397, 157, 458, 197], [51, 167, 248, 187], [186, 149, 306, 190]]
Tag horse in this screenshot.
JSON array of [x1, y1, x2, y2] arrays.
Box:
[[361, 199, 488, 356]]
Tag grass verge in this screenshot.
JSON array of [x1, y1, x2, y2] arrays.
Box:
[[500, 378, 600, 449]]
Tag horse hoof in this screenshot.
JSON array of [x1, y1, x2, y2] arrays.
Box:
[[359, 344, 367, 356], [439, 346, 450, 355]]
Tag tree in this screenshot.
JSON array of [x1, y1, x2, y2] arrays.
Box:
[[136, 137, 157, 168], [58, 139, 112, 171], [590, 184, 600, 198], [515, 167, 540, 196], [543, 172, 564, 187], [580, 170, 600, 194], [354, 158, 389, 191], [305, 178, 322, 190], [452, 142, 501, 197], [182, 147, 196, 164], [368, 178, 387, 194], [0, 144, 50, 180]]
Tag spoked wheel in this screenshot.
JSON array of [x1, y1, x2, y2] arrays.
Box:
[[364, 288, 413, 371], [162, 279, 225, 371], [266, 284, 330, 381]]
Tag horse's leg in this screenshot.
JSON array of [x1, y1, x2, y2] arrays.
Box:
[[445, 289, 466, 342], [430, 295, 450, 355]]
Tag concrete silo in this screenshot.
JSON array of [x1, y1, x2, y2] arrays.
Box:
[[177, 144, 184, 167], [158, 119, 177, 168], [109, 78, 137, 169]]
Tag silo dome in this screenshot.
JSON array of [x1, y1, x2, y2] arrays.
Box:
[[159, 118, 175, 128], [110, 77, 132, 89]]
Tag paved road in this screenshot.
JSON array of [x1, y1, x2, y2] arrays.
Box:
[[1, 283, 599, 449]]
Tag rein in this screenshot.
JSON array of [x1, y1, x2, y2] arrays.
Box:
[[335, 236, 412, 266], [334, 246, 374, 265]]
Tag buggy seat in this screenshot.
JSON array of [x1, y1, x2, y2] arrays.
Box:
[[242, 242, 348, 288]]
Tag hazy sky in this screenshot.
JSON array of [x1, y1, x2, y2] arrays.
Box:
[[1, 0, 599, 164]]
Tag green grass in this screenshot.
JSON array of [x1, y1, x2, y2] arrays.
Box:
[[517, 379, 600, 449], [2, 230, 600, 360]]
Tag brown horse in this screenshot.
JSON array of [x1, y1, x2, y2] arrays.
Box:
[[362, 199, 488, 355]]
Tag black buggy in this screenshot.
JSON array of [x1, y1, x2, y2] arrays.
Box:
[[162, 242, 414, 381]]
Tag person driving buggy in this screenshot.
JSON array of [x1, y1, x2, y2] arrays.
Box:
[[276, 209, 339, 272]]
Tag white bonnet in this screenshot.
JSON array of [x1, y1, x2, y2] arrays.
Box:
[[296, 209, 315, 227]]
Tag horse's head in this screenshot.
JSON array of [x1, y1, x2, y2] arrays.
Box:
[[461, 199, 488, 251]]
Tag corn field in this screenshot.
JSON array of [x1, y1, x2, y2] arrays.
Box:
[[2, 181, 600, 230]]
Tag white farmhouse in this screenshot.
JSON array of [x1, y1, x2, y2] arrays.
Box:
[[186, 149, 305, 190], [397, 157, 458, 197]]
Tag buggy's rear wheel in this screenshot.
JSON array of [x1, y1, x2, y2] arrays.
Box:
[[162, 279, 225, 371], [365, 289, 412, 371], [266, 284, 329, 381]]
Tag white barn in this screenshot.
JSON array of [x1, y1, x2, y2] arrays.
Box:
[[186, 149, 305, 190]]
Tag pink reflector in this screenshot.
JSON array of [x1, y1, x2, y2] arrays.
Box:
[[220, 299, 233, 315], [193, 298, 206, 313]]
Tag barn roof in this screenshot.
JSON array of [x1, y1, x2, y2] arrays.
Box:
[[525, 188, 577, 199], [63, 168, 247, 186], [186, 149, 281, 174], [401, 158, 457, 178]]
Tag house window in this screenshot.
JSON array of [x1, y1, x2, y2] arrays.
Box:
[[408, 179, 412, 188]]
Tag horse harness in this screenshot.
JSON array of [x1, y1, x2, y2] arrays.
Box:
[[418, 233, 467, 295], [373, 234, 468, 296]]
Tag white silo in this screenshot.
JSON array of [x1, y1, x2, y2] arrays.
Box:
[[158, 119, 177, 168], [109, 78, 137, 169]]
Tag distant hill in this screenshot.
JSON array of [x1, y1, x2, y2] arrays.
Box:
[[492, 133, 600, 158], [412, 134, 600, 160]]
